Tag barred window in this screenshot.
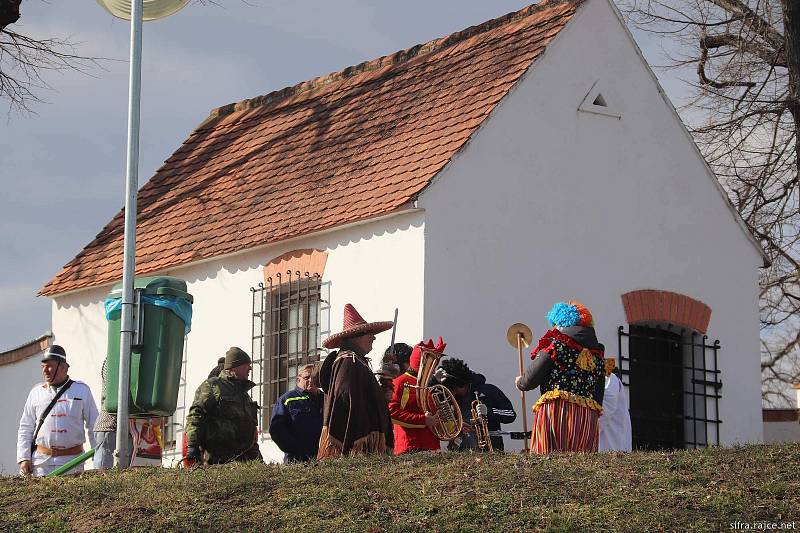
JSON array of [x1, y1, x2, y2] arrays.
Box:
[[251, 271, 330, 429], [617, 324, 722, 450]]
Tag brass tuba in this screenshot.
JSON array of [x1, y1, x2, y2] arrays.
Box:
[[416, 348, 463, 441], [470, 392, 494, 452]]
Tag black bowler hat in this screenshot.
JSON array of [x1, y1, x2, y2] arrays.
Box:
[[41, 345, 68, 364]]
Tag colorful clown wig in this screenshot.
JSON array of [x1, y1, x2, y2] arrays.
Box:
[[546, 300, 594, 328]]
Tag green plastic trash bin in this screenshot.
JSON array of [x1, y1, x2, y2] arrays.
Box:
[[104, 276, 193, 417]]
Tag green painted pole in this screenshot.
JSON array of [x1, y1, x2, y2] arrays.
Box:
[[45, 449, 96, 478]]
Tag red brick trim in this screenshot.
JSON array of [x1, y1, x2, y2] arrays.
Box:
[[263, 249, 327, 284], [762, 409, 799, 422], [621, 290, 712, 334], [0, 334, 53, 368]]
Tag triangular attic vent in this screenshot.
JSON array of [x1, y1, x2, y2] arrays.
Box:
[[592, 93, 607, 107], [579, 81, 621, 119]]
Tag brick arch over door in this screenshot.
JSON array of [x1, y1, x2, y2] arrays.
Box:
[[263, 248, 328, 283], [621, 290, 712, 334]]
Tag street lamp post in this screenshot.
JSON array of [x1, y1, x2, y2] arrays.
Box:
[[95, 0, 190, 468]]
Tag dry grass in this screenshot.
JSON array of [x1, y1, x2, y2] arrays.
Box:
[[1, 443, 797, 532]]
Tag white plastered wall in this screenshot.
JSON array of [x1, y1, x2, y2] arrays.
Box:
[[763, 420, 800, 443], [763, 391, 800, 443], [51, 286, 111, 409], [0, 355, 46, 475], [51, 209, 425, 464], [418, 0, 763, 449]]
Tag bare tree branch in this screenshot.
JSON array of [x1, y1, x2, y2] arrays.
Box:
[[706, 0, 785, 50], [0, 28, 101, 113], [701, 33, 787, 66], [698, 36, 759, 87], [0, 1, 107, 114]]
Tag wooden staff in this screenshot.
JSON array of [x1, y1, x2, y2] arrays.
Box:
[[507, 323, 533, 451]]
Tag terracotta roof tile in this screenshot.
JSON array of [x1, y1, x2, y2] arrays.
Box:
[[41, 0, 582, 296]]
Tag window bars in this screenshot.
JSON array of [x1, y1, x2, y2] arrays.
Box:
[[617, 325, 722, 450], [251, 271, 330, 429]]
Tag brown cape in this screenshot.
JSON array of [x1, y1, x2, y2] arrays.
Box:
[[317, 350, 392, 458]]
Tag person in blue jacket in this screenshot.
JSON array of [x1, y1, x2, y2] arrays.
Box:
[[269, 363, 324, 462]]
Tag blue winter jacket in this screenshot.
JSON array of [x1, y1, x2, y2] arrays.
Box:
[[269, 387, 324, 462]]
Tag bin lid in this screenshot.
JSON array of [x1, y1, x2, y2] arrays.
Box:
[[109, 276, 192, 302]]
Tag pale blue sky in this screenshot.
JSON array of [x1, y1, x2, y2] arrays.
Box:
[[0, 0, 681, 350]]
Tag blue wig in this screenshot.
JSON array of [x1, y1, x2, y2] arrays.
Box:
[[547, 302, 581, 328]]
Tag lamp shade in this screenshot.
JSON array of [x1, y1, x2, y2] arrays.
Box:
[[96, 0, 190, 21]]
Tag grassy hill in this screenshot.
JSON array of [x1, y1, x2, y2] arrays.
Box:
[[1, 443, 797, 532]]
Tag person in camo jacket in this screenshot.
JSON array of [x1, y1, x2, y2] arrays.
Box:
[[184, 347, 262, 465]]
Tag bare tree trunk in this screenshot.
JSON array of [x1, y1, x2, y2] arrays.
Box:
[[0, 0, 21, 33], [783, 0, 800, 180]]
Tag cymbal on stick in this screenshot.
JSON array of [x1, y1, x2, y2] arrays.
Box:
[[506, 323, 533, 348]]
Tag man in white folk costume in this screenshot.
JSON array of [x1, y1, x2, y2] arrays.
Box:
[[17, 345, 98, 476]]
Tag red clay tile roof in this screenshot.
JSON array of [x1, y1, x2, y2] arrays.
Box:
[[41, 0, 582, 296]]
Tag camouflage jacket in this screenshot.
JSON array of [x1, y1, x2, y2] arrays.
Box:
[[185, 370, 261, 463]]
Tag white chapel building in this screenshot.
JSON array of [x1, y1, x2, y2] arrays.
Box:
[[40, 0, 767, 462]]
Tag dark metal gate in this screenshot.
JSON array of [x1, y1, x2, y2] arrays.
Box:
[[617, 325, 722, 449], [251, 271, 330, 428]]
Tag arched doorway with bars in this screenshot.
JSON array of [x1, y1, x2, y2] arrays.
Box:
[[617, 290, 722, 450]]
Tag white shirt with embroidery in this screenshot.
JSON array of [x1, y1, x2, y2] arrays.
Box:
[[16, 379, 99, 465], [598, 373, 632, 452]]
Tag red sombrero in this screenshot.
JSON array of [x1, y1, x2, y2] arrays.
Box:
[[322, 303, 394, 349]]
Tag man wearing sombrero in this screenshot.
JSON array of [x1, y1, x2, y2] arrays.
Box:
[[317, 304, 394, 458]]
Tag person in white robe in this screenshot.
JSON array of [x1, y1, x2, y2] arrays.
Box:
[[599, 359, 632, 452]]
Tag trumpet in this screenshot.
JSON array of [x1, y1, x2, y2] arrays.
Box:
[[470, 392, 494, 452], [416, 348, 463, 441]]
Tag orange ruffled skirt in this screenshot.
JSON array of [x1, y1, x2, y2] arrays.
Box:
[[531, 397, 599, 454]]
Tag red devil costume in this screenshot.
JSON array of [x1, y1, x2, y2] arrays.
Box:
[[388, 338, 446, 455], [317, 304, 394, 459]]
